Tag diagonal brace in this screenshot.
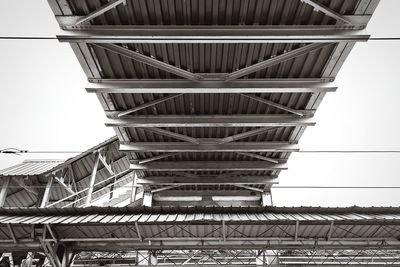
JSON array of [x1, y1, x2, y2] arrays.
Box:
[[93, 43, 203, 81], [301, 0, 353, 25], [226, 43, 329, 81], [241, 93, 305, 116], [118, 94, 183, 117], [75, 0, 126, 26], [139, 127, 200, 144]]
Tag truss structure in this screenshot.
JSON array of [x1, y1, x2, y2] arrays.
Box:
[[0, 137, 141, 209], [0, 0, 391, 266], [47, 0, 380, 207]]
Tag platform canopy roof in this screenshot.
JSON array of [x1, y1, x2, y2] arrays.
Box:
[[0, 137, 133, 208], [1, 206, 400, 252]]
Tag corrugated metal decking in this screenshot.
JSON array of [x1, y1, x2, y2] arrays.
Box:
[[47, 0, 380, 207], [1, 206, 400, 251]]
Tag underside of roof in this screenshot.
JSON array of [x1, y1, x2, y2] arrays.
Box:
[[46, 0, 380, 207]]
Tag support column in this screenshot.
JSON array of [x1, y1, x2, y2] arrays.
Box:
[[149, 251, 157, 265], [40, 176, 54, 208], [0, 177, 11, 207], [266, 250, 279, 266], [21, 252, 33, 267], [61, 248, 73, 267], [142, 191, 153, 207], [85, 151, 100, 206], [261, 191, 273, 206], [130, 172, 138, 203]]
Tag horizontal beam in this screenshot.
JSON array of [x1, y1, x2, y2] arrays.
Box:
[[137, 176, 278, 185], [130, 161, 287, 171], [120, 142, 299, 152], [3, 239, 400, 252], [152, 198, 261, 207], [105, 115, 315, 128], [56, 26, 370, 43], [87, 79, 337, 94], [155, 190, 259, 197]]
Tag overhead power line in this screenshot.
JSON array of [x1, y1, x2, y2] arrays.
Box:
[[1, 185, 400, 190], [3, 149, 400, 154]]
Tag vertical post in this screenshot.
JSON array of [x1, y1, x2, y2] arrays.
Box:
[[149, 251, 157, 266], [61, 248, 73, 267], [0, 177, 11, 207], [85, 151, 100, 207], [130, 172, 138, 204], [22, 252, 33, 267], [142, 191, 153, 207], [40, 176, 54, 208], [261, 191, 272, 206], [262, 250, 266, 267]]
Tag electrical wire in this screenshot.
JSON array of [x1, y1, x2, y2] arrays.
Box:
[[2, 185, 400, 189], [3, 149, 400, 154]]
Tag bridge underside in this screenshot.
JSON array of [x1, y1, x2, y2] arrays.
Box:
[[47, 0, 380, 207]]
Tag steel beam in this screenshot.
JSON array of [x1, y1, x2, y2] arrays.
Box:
[[105, 115, 315, 128], [156, 190, 258, 197], [43, 240, 400, 251], [55, 26, 370, 43], [98, 153, 114, 175], [139, 127, 200, 144], [93, 43, 202, 81], [117, 94, 183, 117], [218, 127, 282, 144], [69, 0, 126, 26], [53, 176, 75, 195], [136, 153, 180, 164], [40, 176, 54, 208], [142, 192, 152, 207], [301, 0, 353, 25], [120, 142, 298, 152], [0, 177, 11, 207], [226, 43, 329, 81], [130, 161, 287, 171], [240, 94, 305, 116], [137, 176, 278, 185], [85, 151, 100, 206], [236, 152, 280, 164], [86, 79, 337, 94]]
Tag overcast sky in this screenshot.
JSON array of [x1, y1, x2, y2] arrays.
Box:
[[0, 0, 400, 207]]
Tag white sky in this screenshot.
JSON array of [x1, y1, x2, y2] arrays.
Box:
[[0, 0, 400, 207]]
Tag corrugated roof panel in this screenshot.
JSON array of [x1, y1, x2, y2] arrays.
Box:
[[66, 0, 360, 26], [0, 160, 64, 176]]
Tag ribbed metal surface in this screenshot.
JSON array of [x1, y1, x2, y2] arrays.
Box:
[[66, 0, 360, 26], [91, 43, 335, 79], [0, 160, 63, 176], [0, 206, 399, 246], [47, 0, 380, 204]]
